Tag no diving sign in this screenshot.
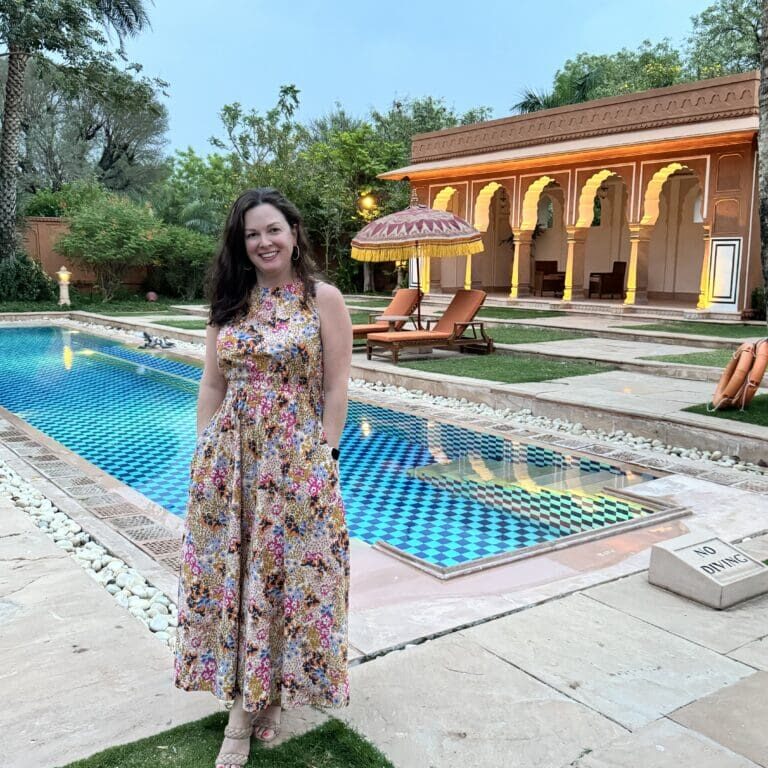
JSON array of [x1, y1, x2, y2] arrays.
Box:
[[649, 534, 768, 609], [677, 540, 764, 584]]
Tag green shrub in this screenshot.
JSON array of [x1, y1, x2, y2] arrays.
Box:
[[153, 225, 216, 300], [0, 253, 56, 301], [751, 286, 766, 321], [55, 194, 160, 301], [23, 180, 106, 218]]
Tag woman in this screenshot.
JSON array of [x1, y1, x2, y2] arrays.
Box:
[[174, 188, 352, 768]]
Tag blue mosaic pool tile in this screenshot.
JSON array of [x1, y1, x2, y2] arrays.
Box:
[[0, 327, 658, 569]]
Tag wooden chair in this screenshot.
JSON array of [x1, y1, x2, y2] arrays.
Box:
[[366, 289, 493, 364], [534, 260, 565, 296], [351, 288, 421, 339], [589, 261, 627, 299]]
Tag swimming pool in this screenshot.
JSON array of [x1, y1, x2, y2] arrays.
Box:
[[0, 326, 660, 569]]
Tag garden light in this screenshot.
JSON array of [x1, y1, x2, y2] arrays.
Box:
[[56, 265, 71, 306]]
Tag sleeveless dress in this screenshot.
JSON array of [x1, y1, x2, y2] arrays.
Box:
[[174, 280, 350, 712]]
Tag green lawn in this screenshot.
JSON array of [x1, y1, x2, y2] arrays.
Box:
[[685, 394, 768, 427], [345, 298, 391, 309], [476, 307, 565, 320], [489, 326, 583, 345], [641, 350, 733, 367], [0, 297, 196, 315], [401, 352, 613, 383], [62, 714, 393, 768], [619, 321, 767, 339], [153, 318, 208, 330]]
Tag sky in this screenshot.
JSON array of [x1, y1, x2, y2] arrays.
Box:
[[123, 0, 715, 155]]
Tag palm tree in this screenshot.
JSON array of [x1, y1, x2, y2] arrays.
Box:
[[0, 0, 149, 260], [512, 89, 568, 114], [512, 68, 603, 115]]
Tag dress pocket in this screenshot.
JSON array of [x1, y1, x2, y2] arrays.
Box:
[[195, 408, 222, 452]]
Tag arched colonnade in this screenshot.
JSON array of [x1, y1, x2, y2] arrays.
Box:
[[426, 162, 711, 307]]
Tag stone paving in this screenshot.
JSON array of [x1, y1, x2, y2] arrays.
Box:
[[1, 311, 768, 766]]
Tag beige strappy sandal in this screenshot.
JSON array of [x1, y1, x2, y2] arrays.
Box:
[[215, 721, 253, 767], [252, 707, 282, 743]]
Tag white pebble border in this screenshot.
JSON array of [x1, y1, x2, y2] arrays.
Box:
[[0, 458, 178, 647], [348, 379, 767, 475]]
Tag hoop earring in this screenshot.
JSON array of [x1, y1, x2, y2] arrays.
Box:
[[243, 262, 254, 272], [292, 245, 301, 263]]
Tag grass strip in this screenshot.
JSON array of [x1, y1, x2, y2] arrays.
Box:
[[618, 321, 767, 339], [685, 394, 768, 428], [401, 352, 613, 383], [476, 307, 565, 320], [61, 713, 394, 768], [0, 298, 195, 315], [641, 350, 733, 368], [152, 318, 208, 330], [489, 326, 583, 345]]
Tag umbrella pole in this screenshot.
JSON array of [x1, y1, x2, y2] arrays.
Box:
[[415, 243, 422, 330]]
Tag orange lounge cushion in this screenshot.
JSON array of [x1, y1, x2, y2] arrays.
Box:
[[367, 330, 452, 343], [352, 322, 389, 337]]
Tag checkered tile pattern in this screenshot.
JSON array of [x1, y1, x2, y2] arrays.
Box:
[[0, 327, 199, 516], [1, 326, 658, 569]]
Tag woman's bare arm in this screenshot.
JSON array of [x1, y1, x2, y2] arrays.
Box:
[[197, 324, 228, 434], [316, 282, 352, 449]]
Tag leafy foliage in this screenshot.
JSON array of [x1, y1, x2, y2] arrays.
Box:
[[152, 225, 216, 300], [5, 58, 169, 197], [54, 192, 159, 300], [22, 179, 106, 217], [686, 0, 760, 78], [0, 251, 56, 301], [0, 0, 151, 259], [513, 1, 760, 113]]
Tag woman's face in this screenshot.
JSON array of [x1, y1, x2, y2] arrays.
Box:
[[243, 203, 297, 287]]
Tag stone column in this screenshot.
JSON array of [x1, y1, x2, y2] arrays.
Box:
[[696, 224, 712, 309], [563, 226, 588, 301], [419, 255, 430, 295], [464, 254, 472, 290], [509, 229, 533, 298], [624, 224, 651, 305]]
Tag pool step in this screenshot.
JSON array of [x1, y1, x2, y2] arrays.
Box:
[[409, 457, 623, 494], [407, 458, 646, 532]]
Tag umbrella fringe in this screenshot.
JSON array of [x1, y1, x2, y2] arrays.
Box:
[[351, 240, 485, 263]]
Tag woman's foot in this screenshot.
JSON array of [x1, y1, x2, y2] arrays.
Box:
[[252, 704, 282, 743], [216, 697, 253, 768]]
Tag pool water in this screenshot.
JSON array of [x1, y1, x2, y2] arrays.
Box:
[[0, 327, 657, 568]]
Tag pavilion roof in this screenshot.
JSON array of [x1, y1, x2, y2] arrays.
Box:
[[380, 71, 759, 181]]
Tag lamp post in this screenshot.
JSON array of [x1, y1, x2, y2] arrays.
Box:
[[56, 266, 71, 307], [357, 193, 379, 292]]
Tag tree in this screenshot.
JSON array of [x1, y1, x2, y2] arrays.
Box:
[[209, 84, 306, 188], [514, 41, 685, 113], [149, 149, 241, 237], [758, 1, 768, 326], [687, 0, 760, 79], [55, 191, 158, 300], [9, 58, 168, 197], [0, 0, 149, 260]]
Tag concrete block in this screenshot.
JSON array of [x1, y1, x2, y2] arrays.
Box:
[[649, 534, 768, 609]]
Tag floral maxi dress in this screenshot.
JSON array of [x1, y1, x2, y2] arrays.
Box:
[[174, 281, 350, 712]]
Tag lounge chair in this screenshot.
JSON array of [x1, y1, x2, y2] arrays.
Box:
[[588, 261, 627, 298], [351, 288, 421, 339], [366, 289, 493, 364]]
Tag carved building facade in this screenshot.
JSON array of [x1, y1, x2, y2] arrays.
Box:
[[380, 71, 762, 314]]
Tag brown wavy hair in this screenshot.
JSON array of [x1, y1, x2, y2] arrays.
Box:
[[208, 188, 319, 326]]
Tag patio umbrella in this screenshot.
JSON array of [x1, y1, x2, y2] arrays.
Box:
[[351, 192, 484, 328]]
